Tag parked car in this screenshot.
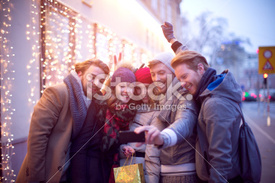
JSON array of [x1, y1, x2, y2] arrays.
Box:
[[242, 89, 275, 102], [242, 91, 257, 102]]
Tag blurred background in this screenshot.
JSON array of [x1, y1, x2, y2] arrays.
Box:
[[0, 0, 274, 182]]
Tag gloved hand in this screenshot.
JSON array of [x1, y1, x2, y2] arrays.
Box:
[[161, 22, 175, 42]]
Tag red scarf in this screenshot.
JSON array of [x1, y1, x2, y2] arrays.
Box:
[[103, 103, 136, 183]]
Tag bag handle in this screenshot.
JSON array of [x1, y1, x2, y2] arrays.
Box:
[[123, 153, 134, 166], [236, 104, 246, 126]]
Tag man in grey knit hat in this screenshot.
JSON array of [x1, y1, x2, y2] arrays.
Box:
[[148, 52, 175, 96], [143, 52, 199, 183]]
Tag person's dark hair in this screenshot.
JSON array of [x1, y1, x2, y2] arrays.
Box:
[[171, 50, 209, 71], [74, 59, 110, 75]]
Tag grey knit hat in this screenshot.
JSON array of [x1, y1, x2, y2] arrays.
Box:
[[150, 52, 175, 73]]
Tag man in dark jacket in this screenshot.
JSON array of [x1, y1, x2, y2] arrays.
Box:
[[136, 22, 243, 183], [170, 50, 243, 183]]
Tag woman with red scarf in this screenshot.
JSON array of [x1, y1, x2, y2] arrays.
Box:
[[101, 65, 137, 183], [70, 65, 137, 183]]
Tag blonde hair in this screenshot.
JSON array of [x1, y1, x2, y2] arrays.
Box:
[[74, 59, 110, 75], [115, 61, 135, 72], [171, 50, 209, 71], [148, 60, 162, 69]]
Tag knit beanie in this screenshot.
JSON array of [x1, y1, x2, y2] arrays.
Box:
[[135, 67, 153, 84], [150, 52, 175, 73], [111, 67, 136, 83]]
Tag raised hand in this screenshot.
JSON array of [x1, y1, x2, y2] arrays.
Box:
[[161, 22, 175, 42], [113, 52, 122, 70]]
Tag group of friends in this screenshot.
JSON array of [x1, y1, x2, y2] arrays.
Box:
[[16, 22, 244, 183]]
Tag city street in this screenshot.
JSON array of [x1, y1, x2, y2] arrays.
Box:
[[1, 0, 274, 182], [242, 101, 275, 183]]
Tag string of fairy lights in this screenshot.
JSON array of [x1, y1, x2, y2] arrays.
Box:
[[40, 0, 152, 88], [0, 0, 16, 182], [0, 0, 159, 181], [26, 0, 40, 107], [43, 1, 75, 88]]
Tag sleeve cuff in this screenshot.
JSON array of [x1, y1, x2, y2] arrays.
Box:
[[171, 41, 182, 53], [171, 41, 188, 54], [157, 129, 178, 149]]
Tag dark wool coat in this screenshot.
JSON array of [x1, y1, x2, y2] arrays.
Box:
[[70, 99, 108, 183]]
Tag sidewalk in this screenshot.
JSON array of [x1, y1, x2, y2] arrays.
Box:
[[242, 102, 275, 183]]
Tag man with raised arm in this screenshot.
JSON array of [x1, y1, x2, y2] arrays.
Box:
[[135, 22, 243, 183]]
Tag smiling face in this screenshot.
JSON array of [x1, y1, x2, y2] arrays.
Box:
[[115, 82, 134, 104], [150, 62, 174, 94], [174, 63, 205, 95], [78, 65, 106, 97]]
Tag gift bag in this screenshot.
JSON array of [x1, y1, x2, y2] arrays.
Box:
[[113, 156, 145, 183]]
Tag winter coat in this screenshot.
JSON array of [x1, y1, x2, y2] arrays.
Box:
[[172, 42, 243, 182], [119, 109, 157, 182], [145, 77, 198, 182], [195, 70, 242, 182], [16, 83, 73, 183]]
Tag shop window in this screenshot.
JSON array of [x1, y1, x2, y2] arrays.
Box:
[[40, 0, 77, 92], [94, 23, 122, 72]]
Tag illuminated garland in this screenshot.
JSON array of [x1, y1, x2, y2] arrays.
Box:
[[26, 0, 40, 105], [74, 15, 96, 62], [0, 0, 16, 182], [42, 0, 77, 88], [39, 0, 151, 87], [39, 0, 152, 88]]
